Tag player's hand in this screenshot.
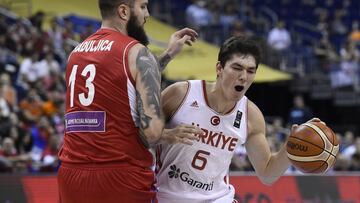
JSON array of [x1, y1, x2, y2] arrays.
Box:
[[165, 28, 198, 58], [161, 124, 203, 145], [290, 118, 326, 134]]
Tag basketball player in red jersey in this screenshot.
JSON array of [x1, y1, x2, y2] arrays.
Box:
[[155, 37, 324, 203], [57, 0, 202, 202]]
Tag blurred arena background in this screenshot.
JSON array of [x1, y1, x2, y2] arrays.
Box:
[[0, 0, 359, 202]]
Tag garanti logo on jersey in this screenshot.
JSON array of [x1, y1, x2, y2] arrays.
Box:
[[168, 165, 214, 191]]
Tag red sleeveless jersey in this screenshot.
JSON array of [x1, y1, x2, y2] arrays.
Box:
[[59, 28, 153, 169]]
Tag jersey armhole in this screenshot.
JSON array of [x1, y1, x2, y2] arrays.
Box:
[[167, 81, 191, 122], [244, 98, 249, 143], [123, 40, 138, 86]]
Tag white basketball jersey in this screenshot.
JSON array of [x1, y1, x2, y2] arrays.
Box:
[[156, 80, 248, 203]]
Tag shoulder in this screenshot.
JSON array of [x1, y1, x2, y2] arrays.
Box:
[[128, 43, 146, 63], [162, 81, 189, 98], [128, 44, 158, 79], [247, 99, 266, 136], [162, 81, 189, 120]]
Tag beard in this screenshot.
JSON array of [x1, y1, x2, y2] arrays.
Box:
[[127, 13, 149, 46]]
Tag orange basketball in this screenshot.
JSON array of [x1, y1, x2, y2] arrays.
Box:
[[286, 121, 339, 173]]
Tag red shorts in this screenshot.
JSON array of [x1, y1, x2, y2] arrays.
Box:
[[58, 164, 157, 203]]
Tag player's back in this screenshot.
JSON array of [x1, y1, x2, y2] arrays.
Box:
[[156, 80, 248, 203], [59, 28, 152, 169]]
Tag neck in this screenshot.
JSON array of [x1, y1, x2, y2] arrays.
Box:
[[205, 82, 237, 114], [101, 19, 127, 35]]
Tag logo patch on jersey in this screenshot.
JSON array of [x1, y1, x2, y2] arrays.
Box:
[[190, 101, 199, 108], [168, 165, 180, 178], [210, 116, 220, 126], [65, 111, 106, 132], [168, 165, 214, 191], [233, 110, 242, 128]]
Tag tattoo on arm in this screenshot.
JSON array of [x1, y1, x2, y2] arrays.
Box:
[[158, 53, 172, 72], [135, 47, 162, 147], [136, 90, 152, 129], [136, 47, 162, 125]]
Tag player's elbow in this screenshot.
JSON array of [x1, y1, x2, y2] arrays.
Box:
[[142, 122, 164, 145], [144, 130, 162, 145]]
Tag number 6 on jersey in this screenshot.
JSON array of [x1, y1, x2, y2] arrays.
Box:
[[191, 150, 210, 170]]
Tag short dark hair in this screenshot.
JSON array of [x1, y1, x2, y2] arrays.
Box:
[[98, 0, 133, 19], [218, 36, 261, 69]]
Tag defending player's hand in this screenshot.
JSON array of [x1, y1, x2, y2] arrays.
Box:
[[161, 124, 203, 145], [165, 28, 198, 58]]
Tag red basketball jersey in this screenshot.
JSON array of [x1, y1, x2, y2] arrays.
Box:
[[59, 28, 153, 169]]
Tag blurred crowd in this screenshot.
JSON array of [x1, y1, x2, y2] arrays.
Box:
[[0, 10, 85, 173], [0, 0, 360, 173], [152, 0, 360, 90]]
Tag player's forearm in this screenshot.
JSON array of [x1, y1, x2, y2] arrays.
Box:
[[157, 52, 172, 72], [260, 145, 291, 185]]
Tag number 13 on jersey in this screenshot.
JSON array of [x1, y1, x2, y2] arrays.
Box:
[[68, 64, 97, 107]]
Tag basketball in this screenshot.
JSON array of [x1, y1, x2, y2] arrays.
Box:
[[286, 121, 340, 173]]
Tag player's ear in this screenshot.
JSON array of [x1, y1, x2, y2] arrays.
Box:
[[117, 4, 130, 21], [216, 61, 223, 78]]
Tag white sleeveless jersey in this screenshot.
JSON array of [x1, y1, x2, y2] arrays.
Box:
[[156, 80, 248, 203]]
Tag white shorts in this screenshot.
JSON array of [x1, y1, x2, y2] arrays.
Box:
[[157, 185, 236, 203]]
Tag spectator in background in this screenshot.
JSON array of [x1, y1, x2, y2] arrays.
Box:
[[0, 137, 17, 172], [267, 20, 291, 69], [0, 73, 17, 109], [230, 19, 253, 38], [185, 0, 212, 31], [349, 138, 360, 171], [342, 132, 359, 160], [338, 40, 360, 90], [39, 134, 60, 172], [267, 21, 291, 51], [330, 9, 348, 36], [19, 89, 43, 124], [29, 11, 45, 31], [314, 33, 338, 73], [0, 15, 6, 35], [0, 84, 12, 140], [80, 23, 95, 42], [288, 94, 313, 126], [47, 17, 64, 53], [349, 21, 360, 42], [219, 1, 239, 38], [17, 51, 41, 90], [37, 52, 61, 85], [0, 137, 30, 172], [340, 130, 355, 153]]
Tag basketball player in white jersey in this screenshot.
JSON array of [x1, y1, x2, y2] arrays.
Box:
[[155, 36, 322, 203]]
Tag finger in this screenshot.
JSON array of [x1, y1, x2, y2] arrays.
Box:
[[179, 35, 192, 45], [180, 137, 194, 145], [185, 40, 193, 46], [177, 28, 198, 39], [291, 124, 299, 131], [308, 117, 321, 122], [184, 126, 204, 136]]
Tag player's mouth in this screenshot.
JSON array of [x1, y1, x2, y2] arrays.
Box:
[[234, 85, 244, 92]]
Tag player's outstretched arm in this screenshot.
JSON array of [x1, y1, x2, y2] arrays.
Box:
[[158, 81, 203, 145], [245, 100, 292, 185], [158, 28, 198, 72], [129, 44, 164, 147]]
